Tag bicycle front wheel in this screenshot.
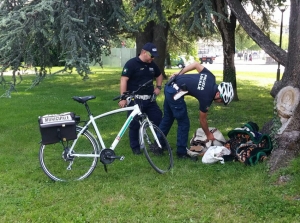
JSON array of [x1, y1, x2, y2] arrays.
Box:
[[39, 127, 99, 181], [140, 122, 173, 174]]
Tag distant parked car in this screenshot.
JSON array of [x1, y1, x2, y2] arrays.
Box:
[[198, 49, 216, 64], [165, 56, 186, 68], [173, 56, 186, 68]]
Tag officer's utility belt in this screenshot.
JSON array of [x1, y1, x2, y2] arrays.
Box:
[[168, 81, 188, 101], [135, 95, 152, 100], [166, 75, 177, 86], [166, 75, 187, 91]]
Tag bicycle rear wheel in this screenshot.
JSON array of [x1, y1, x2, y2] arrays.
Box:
[[140, 122, 173, 174], [39, 127, 99, 181]]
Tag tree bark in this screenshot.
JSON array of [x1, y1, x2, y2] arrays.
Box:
[[213, 0, 239, 101], [153, 23, 169, 79], [226, 0, 300, 173], [280, 0, 300, 89], [268, 0, 300, 173], [136, 21, 155, 54], [135, 21, 169, 79]]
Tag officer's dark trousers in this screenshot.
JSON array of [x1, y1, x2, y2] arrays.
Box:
[[159, 85, 190, 156], [128, 99, 162, 152]]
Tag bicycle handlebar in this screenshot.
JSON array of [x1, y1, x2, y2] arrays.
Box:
[[140, 79, 153, 87], [113, 79, 153, 101], [113, 95, 123, 101]]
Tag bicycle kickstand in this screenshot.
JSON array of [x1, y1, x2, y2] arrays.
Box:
[[100, 149, 125, 172]]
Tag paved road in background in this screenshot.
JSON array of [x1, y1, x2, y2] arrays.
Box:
[[2, 56, 284, 77], [205, 56, 284, 75]]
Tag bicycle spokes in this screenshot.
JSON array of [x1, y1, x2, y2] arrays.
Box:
[[39, 128, 98, 181], [141, 123, 173, 174]]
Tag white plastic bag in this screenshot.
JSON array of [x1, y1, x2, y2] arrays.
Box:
[[190, 127, 226, 148], [202, 146, 231, 164]]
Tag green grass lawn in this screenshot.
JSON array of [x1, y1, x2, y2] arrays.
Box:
[[1, 66, 300, 222]]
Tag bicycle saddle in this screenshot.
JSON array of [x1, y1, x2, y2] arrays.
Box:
[[72, 96, 96, 103]]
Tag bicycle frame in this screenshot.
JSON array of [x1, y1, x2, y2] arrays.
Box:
[[69, 103, 161, 158]]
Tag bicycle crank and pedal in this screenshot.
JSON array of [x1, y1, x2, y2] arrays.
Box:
[[100, 149, 125, 172]]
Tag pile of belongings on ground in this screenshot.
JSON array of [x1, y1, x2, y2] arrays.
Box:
[[189, 121, 273, 165]]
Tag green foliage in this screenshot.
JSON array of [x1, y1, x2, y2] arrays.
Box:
[[270, 32, 289, 50], [179, 0, 219, 35], [235, 21, 289, 52], [1, 67, 300, 222], [165, 0, 221, 57], [235, 25, 261, 51], [166, 36, 198, 60], [125, 0, 220, 58], [132, 0, 166, 27], [0, 0, 130, 79], [110, 37, 136, 48], [235, 0, 290, 52]]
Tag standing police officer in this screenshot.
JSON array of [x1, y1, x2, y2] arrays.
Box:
[[118, 42, 163, 155]]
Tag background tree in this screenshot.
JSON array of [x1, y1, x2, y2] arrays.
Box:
[[0, 0, 129, 82], [236, 26, 262, 52], [227, 0, 300, 172], [210, 0, 277, 102], [269, 32, 289, 51], [226, 0, 287, 67], [155, 0, 273, 104], [130, 0, 221, 78], [211, 0, 239, 101], [165, 29, 199, 69], [130, 0, 168, 78]]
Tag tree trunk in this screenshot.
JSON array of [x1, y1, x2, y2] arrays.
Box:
[[213, 0, 239, 101], [267, 0, 300, 173], [271, 0, 300, 97], [136, 21, 169, 79], [165, 52, 171, 69], [153, 23, 169, 79], [226, 0, 300, 173], [136, 21, 155, 54]]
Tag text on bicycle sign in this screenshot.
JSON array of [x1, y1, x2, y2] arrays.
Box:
[[42, 114, 72, 123]]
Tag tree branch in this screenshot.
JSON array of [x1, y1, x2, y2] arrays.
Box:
[[226, 0, 287, 66]]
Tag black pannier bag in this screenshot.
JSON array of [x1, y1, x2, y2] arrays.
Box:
[[38, 112, 77, 145]]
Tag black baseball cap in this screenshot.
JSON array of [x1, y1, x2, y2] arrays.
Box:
[[142, 42, 159, 57]]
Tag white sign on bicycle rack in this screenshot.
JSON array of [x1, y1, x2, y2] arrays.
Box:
[[40, 112, 74, 127]]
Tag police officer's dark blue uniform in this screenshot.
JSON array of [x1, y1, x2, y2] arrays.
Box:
[[119, 43, 163, 155], [159, 62, 227, 158]]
